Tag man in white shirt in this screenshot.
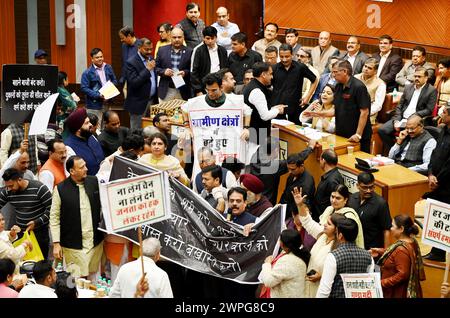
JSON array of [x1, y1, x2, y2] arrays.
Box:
[[0, 140, 36, 187], [378, 67, 437, 152], [19, 260, 57, 298], [388, 114, 436, 174], [243, 62, 286, 144], [341, 36, 368, 75], [372, 34, 403, 92], [316, 217, 373, 298], [109, 237, 173, 298], [212, 7, 240, 54], [191, 26, 228, 96]]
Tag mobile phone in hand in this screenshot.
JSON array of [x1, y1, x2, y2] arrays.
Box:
[[306, 269, 317, 276]]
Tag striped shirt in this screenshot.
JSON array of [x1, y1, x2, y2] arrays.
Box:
[[0, 180, 52, 230]]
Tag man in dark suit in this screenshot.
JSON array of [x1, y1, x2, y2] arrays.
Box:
[[378, 67, 437, 152], [191, 26, 228, 96], [155, 27, 193, 102], [341, 36, 368, 75], [123, 38, 157, 130], [372, 34, 403, 92]]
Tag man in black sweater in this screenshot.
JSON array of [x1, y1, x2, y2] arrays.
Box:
[[0, 168, 52, 259]]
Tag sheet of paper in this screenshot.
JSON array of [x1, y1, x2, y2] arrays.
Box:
[[271, 119, 295, 126], [99, 80, 120, 100], [172, 72, 186, 88], [28, 93, 59, 136], [71, 92, 80, 102]]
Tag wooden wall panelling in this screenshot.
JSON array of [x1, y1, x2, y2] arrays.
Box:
[[38, 0, 52, 63], [110, 0, 123, 85], [266, 0, 450, 58], [49, 0, 76, 84], [205, 0, 263, 48], [14, 0, 29, 64], [86, 0, 112, 66], [0, 0, 17, 80]]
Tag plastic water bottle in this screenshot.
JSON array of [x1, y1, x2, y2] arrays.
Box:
[[56, 262, 64, 272], [106, 279, 112, 295], [96, 276, 103, 289], [392, 88, 398, 101]]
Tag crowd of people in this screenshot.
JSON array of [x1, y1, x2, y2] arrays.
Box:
[[1, 2, 450, 299]]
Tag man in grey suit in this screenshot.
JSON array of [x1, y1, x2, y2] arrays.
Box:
[[341, 36, 368, 75], [372, 35, 403, 93], [378, 67, 437, 152]]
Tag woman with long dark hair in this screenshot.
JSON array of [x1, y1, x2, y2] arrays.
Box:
[[259, 228, 310, 298], [370, 214, 425, 298], [293, 184, 365, 248]]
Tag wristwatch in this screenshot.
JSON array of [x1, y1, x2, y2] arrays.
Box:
[[355, 133, 362, 140]]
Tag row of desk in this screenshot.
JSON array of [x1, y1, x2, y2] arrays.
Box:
[[274, 123, 429, 219]]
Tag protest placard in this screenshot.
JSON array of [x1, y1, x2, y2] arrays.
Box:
[[422, 199, 450, 253], [341, 272, 383, 298], [99, 156, 285, 283], [28, 93, 59, 136], [100, 171, 171, 232], [1, 64, 58, 124]]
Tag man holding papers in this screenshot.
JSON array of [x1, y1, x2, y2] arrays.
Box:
[[81, 48, 118, 127], [155, 27, 193, 102]]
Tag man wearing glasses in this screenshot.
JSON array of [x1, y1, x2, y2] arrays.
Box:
[[348, 172, 392, 251], [387, 114, 436, 175], [378, 67, 437, 152], [321, 60, 372, 152]]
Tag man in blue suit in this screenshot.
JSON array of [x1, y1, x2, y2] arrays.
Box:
[[123, 38, 158, 130], [80, 48, 118, 128], [155, 27, 193, 102]]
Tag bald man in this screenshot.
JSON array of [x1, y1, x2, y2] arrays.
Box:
[[155, 27, 193, 102], [311, 31, 340, 75], [388, 114, 436, 174], [212, 7, 240, 54]]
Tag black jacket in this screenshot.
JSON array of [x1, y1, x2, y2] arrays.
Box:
[[56, 176, 104, 249], [191, 44, 228, 94]]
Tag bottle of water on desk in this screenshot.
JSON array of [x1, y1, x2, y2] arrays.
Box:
[[392, 88, 398, 103]]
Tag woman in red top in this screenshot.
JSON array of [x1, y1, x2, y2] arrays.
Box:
[[371, 214, 425, 298]]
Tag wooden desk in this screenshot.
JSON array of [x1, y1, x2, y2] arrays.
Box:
[[275, 124, 360, 202], [337, 151, 429, 219], [275, 124, 360, 183]]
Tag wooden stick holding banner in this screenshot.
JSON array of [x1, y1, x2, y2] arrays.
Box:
[[98, 170, 172, 287], [137, 226, 145, 280], [442, 252, 450, 298], [24, 123, 29, 139]]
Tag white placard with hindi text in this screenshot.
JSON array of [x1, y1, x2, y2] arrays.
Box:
[[422, 199, 450, 252], [28, 93, 59, 136], [99, 80, 120, 100], [100, 172, 171, 232], [341, 272, 383, 298]]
